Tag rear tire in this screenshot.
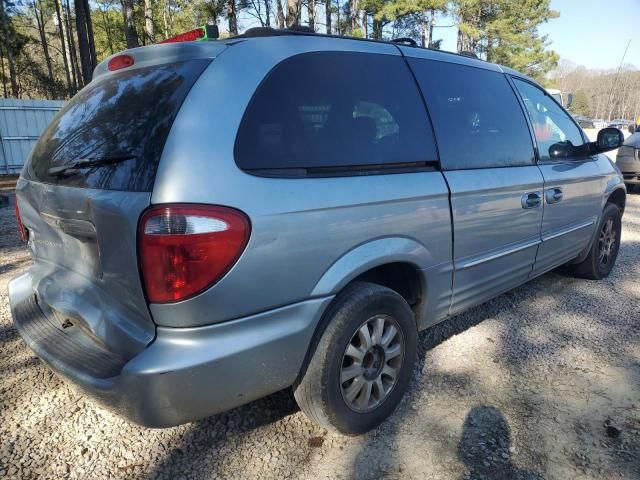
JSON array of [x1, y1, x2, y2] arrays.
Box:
[[572, 203, 622, 280], [294, 282, 417, 435]]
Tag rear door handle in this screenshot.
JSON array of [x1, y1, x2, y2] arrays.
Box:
[[522, 192, 542, 209], [545, 187, 563, 204]]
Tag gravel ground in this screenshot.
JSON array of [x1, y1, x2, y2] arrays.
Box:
[[1, 192, 639, 480]]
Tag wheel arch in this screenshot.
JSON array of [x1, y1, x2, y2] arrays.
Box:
[[310, 236, 432, 301], [606, 186, 626, 214], [297, 238, 432, 384]]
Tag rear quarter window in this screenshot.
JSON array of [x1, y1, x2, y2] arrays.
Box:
[[24, 60, 209, 191], [235, 51, 438, 175]]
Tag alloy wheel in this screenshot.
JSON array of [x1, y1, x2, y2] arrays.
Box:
[[340, 314, 404, 413], [598, 218, 617, 267]]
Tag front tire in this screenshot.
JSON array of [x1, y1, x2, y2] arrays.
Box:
[[294, 282, 417, 435], [572, 203, 622, 279]]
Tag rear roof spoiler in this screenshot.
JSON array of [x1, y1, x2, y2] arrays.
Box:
[[93, 40, 228, 80]]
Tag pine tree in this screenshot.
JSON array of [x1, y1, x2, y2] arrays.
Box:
[[376, 0, 446, 44], [570, 90, 591, 117], [455, 0, 559, 81]]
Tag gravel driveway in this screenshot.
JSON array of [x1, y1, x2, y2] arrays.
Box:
[[1, 192, 639, 480]]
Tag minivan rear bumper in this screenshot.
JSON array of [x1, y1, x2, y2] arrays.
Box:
[[9, 272, 333, 427], [617, 150, 640, 184]]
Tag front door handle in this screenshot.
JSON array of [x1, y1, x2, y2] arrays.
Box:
[[522, 191, 542, 209], [546, 187, 563, 204]]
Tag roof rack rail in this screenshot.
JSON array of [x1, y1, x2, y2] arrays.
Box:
[[232, 27, 490, 66], [459, 50, 479, 59], [243, 26, 315, 38], [390, 37, 418, 47]]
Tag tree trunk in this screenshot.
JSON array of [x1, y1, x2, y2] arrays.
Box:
[[34, 0, 55, 92], [226, 0, 237, 35], [276, 0, 285, 28], [0, 44, 7, 98], [83, 0, 97, 70], [0, 0, 19, 97], [427, 8, 434, 48], [144, 0, 154, 43], [54, 0, 72, 95], [420, 11, 426, 47], [350, 0, 359, 32], [65, 0, 81, 89], [121, 0, 139, 48], [372, 18, 382, 39], [308, 0, 314, 30], [264, 0, 271, 27], [74, 0, 93, 84], [324, 0, 331, 34], [162, 5, 168, 39], [361, 11, 366, 37], [456, 28, 464, 53], [286, 0, 299, 27]]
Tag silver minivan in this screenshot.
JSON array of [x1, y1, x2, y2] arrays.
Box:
[[9, 28, 626, 434]]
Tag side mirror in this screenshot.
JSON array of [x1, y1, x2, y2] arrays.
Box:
[[595, 127, 624, 152], [549, 141, 573, 158], [565, 93, 573, 109]]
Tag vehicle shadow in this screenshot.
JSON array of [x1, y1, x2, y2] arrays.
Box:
[[458, 405, 544, 480], [0, 257, 30, 276], [145, 389, 301, 480], [0, 322, 19, 343]]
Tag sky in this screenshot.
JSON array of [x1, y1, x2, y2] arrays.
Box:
[[433, 0, 640, 70]]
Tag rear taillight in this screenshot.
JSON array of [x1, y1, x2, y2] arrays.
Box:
[[15, 199, 28, 242], [138, 204, 250, 303]]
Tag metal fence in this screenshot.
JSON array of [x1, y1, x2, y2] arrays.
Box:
[[0, 98, 64, 175]]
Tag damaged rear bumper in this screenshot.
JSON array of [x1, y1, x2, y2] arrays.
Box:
[[9, 272, 332, 427]]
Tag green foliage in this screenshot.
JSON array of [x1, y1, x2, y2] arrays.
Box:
[[0, 0, 565, 99], [455, 0, 559, 82], [377, 0, 445, 21], [93, 1, 127, 59], [568, 89, 590, 117]]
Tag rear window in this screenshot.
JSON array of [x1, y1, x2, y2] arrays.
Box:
[[235, 52, 438, 175], [24, 60, 209, 191]]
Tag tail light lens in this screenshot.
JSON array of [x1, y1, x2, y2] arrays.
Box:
[[15, 199, 28, 242], [107, 54, 134, 71], [139, 204, 250, 303]]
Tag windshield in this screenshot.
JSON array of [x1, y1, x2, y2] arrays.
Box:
[[24, 60, 209, 191]]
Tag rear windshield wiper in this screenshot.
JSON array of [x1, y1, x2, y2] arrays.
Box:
[[48, 156, 135, 177]]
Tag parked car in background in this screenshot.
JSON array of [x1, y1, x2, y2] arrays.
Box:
[[8, 28, 627, 435], [593, 119, 607, 129], [608, 119, 634, 130], [573, 115, 596, 129], [616, 130, 640, 191]]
